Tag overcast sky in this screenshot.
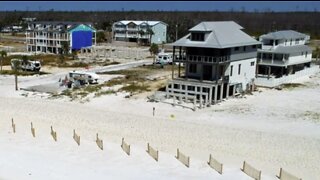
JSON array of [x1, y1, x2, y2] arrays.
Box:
[[0, 1, 319, 12]]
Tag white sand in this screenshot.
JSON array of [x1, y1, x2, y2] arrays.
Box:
[[0, 71, 320, 179]]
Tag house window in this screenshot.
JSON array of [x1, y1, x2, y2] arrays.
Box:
[[252, 45, 256, 49], [290, 39, 292, 45], [230, 65, 233, 76], [251, 61, 255, 66], [305, 52, 308, 58], [234, 47, 239, 51], [189, 64, 197, 73], [191, 33, 205, 41], [243, 46, 246, 51], [238, 64, 241, 75]]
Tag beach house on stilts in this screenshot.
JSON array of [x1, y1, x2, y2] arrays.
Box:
[[165, 21, 261, 109], [255, 30, 319, 87]]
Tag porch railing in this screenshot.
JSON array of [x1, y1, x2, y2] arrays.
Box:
[[174, 55, 231, 63]]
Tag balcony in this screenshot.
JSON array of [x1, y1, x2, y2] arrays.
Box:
[[35, 35, 47, 39], [114, 33, 126, 38], [127, 27, 138, 31], [257, 58, 286, 66], [114, 27, 126, 31], [174, 55, 231, 64]]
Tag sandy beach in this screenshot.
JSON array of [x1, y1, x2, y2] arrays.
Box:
[[0, 70, 320, 179]]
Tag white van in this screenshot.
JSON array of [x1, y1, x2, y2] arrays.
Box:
[[11, 59, 41, 71], [155, 52, 173, 65]]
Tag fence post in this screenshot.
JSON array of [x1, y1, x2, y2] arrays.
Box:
[[51, 126, 57, 141], [31, 122, 35, 137], [73, 129, 80, 146], [276, 168, 282, 179], [96, 133, 103, 150], [11, 118, 16, 133]]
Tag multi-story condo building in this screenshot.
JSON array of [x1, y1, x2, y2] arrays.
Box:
[[26, 21, 96, 54], [165, 21, 261, 108], [112, 20, 167, 44], [255, 30, 317, 87]]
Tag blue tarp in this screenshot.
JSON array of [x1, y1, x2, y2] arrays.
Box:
[[72, 31, 92, 50]]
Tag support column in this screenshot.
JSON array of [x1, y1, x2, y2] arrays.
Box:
[[220, 83, 224, 101], [268, 66, 271, 79], [214, 85, 218, 104], [233, 85, 236, 97], [256, 63, 259, 78], [178, 47, 182, 77], [226, 84, 230, 99], [199, 87, 203, 109], [172, 46, 175, 79], [208, 87, 212, 106], [200, 64, 203, 81], [179, 84, 182, 103], [178, 63, 181, 77], [216, 64, 219, 83], [165, 84, 169, 98]]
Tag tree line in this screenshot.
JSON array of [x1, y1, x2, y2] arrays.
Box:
[[0, 10, 320, 42]]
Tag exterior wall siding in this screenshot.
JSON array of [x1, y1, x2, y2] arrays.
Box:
[[230, 45, 258, 61], [151, 23, 167, 44], [288, 54, 312, 65], [228, 58, 257, 90]]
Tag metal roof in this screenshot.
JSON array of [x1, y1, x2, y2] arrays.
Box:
[[29, 21, 93, 26], [258, 45, 312, 54], [171, 21, 260, 49], [260, 30, 307, 40], [115, 20, 167, 26]]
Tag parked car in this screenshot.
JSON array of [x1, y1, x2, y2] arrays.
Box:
[[68, 71, 100, 84]]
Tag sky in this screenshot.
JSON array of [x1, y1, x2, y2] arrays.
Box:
[[0, 1, 319, 12]]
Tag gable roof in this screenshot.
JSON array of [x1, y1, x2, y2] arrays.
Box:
[[68, 24, 96, 32], [171, 21, 260, 49], [30, 21, 93, 26], [115, 20, 167, 26], [260, 30, 307, 40]]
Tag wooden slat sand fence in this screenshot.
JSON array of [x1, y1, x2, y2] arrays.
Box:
[[96, 133, 103, 150], [146, 143, 159, 161], [207, 154, 223, 174], [175, 148, 190, 168], [121, 138, 130, 156], [73, 129, 80, 146], [240, 161, 262, 180], [50, 126, 57, 141], [11, 118, 16, 133], [30, 122, 35, 137], [276, 168, 302, 180]]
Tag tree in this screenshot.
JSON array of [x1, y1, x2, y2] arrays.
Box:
[[0, 50, 7, 73], [61, 41, 70, 55], [138, 30, 145, 45], [11, 59, 21, 91], [146, 27, 154, 45], [21, 55, 28, 71], [149, 43, 159, 64], [72, 51, 77, 60], [96, 31, 106, 43]]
